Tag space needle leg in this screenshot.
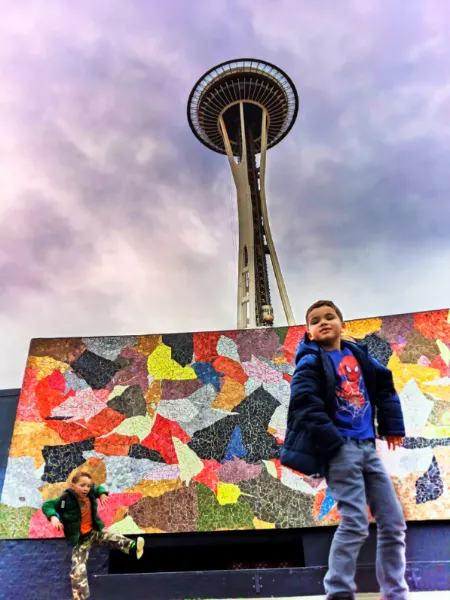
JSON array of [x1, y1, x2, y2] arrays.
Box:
[[259, 109, 296, 326], [219, 105, 257, 329]]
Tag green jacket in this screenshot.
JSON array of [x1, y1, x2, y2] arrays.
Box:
[[42, 484, 108, 547]]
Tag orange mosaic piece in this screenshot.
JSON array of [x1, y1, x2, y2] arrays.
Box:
[[86, 407, 126, 437], [94, 433, 140, 456], [212, 377, 246, 411], [213, 356, 248, 385]]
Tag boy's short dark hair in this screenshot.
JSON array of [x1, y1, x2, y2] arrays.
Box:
[[72, 471, 92, 484], [305, 300, 343, 326]]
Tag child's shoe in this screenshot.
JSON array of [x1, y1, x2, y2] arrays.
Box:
[[135, 536, 145, 559], [130, 537, 145, 559]]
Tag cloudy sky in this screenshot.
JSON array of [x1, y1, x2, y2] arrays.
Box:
[[1, 0, 449, 389]]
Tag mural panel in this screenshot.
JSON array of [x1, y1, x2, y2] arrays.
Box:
[[1, 309, 449, 539]]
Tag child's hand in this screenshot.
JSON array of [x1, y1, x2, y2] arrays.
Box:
[[386, 436, 403, 451], [50, 516, 64, 531], [99, 494, 109, 506]]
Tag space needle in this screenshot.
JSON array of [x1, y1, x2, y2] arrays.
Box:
[[188, 59, 298, 328]]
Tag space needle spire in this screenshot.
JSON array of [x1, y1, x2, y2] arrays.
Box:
[[188, 59, 298, 328]]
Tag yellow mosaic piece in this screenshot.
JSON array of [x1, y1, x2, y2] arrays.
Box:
[[272, 355, 288, 365], [114, 415, 154, 441], [436, 340, 450, 365], [423, 383, 450, 402], [141, 527, 166, 534], [147, 344, 197, 380], [345, 318, 382, 338], [107, 385, 130, 401], [108, 515, 145, 535], [212, 377, 246, 411], [125, 479, 182, 497], [173, 438, 204, 484], [217, 482, 241, 505], [27, 356, 69, 380], [253, 517, 276, 529], [263, 460, 278, 478], [388, 353, 441, 393], [422, 424, 450, 438], [39, 482, 67, 500], [9, 422, 63, 468]]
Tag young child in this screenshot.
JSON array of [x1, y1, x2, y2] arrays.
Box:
[[281, 300, 408, 600], [42, 471, 145, 600]]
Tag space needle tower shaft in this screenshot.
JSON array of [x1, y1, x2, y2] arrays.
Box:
[[188, 59, 298, 328]]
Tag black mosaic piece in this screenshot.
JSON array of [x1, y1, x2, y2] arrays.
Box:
[[162, 333, 194, 367], [415, 456, 444, 504], [239, 468, 316, 528], [128, 444, 165, 462], [71, 350, 121, 390], [234, 387, 281, 463], [42, 439, 95, 483], [355, 333, 392, 366], [188, 414, 239, 461], [107, 385, 147, 418], [402, 437, 450, 450]]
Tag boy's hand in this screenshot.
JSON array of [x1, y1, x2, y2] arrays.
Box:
[[99, 494, 109, 506], [386, 436, 403, 451], [50, 516, 64, 531]]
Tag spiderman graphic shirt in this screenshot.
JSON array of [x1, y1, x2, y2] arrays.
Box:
[[326, 348, 375, 439]]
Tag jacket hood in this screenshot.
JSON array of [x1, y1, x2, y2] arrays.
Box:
[[294, 333, 320, 364], [294, 333, 367, 365]]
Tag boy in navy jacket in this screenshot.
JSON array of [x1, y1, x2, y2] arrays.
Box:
[[281, 300, 408, 600]]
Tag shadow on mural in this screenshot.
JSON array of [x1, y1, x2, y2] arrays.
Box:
[[1, 310, 449, 539]]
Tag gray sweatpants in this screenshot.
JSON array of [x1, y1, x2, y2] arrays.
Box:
[[324, 438, 409, 600]]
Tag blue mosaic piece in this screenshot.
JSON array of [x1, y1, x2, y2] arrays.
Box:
[[223, 425, 247, 462], [319, 486, 336, 520], [192, 362, 221, 392]]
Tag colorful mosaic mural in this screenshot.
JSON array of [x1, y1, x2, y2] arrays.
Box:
[[1, 310, 449, 539]]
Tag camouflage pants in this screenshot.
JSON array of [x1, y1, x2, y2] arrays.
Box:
[[70, 529, 133, 600]]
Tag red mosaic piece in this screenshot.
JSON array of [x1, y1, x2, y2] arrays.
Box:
[[140, 415, 190, 464], [17, 368, 43, 422], [46, 420, 92, 443], [414, 310, 450, 344], [283, 326, 307, 363], [97, 492, 143, 527], [29, 509, 65, 539], [429, 355, 448, 377], [193, 459, 222, 494], [35, 374, 73, 420], [193, 332, 222, 362]]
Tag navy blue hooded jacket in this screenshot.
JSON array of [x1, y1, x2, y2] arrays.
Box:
[[280, 334, 405, 477]]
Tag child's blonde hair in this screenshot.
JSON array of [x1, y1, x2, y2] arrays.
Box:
[[71, 471, 92, 484]]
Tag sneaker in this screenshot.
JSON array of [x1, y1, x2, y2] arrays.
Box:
[[326, 594, 355, 600], [135, 536, 145, 560]]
